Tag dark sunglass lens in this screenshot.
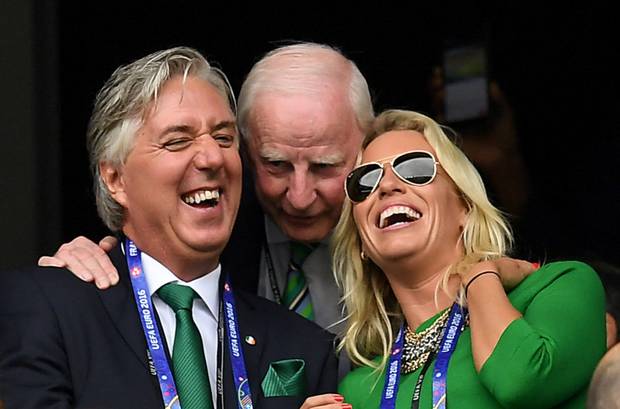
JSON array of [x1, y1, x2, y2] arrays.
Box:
[[346, 165, 382, 201], [394, 153, 435, 185]]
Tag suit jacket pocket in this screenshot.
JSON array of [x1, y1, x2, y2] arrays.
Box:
[[261, 358, 306, 397]]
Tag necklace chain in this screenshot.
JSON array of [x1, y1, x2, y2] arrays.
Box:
[[401, 309, 450, 374]]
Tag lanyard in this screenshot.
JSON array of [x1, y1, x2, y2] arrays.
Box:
[[125, 238, 254, 409], [125, 239, 180, 409], [410, 352, 435, 409], [432, 303, 466, 409], [379, 325, 405, 409], [262, 232, 319, 305], [262, 241, 283, 304], [379, 303, 466, 409], [221, 278, 254, 409]]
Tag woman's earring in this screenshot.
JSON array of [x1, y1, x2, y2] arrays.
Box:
[[360, 250, 368, 261]]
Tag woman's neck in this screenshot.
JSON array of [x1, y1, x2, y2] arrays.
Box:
[[386, 264, 459, 330]]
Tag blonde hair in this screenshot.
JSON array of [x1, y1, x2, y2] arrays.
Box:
[[332, 109, 513, 369]]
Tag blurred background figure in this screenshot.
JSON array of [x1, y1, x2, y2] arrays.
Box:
[[429, 68, 528, 218], [588, 259, 620, 349], [587, 343, 620, 409], [428, 65, 531, 258]]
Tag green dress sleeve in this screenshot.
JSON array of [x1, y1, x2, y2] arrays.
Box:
[[478, 261, 607, 408], [338, 364, 383, 408], [338, 372, 358, 405]]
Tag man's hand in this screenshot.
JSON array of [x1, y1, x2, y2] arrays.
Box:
[[38, 236, 119, 289], [461, 257, 537, 292]]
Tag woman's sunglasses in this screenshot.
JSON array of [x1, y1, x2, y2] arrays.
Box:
[[345, 150, 439, 202]]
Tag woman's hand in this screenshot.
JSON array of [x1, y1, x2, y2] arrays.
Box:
[[300, 394, 351, 409]]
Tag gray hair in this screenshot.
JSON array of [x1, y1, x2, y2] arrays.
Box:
[[87, 46, 235, 231], [237, 42, 374, 141]]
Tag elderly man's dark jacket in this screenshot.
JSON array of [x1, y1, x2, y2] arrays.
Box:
[[0, 245, 337, 409], [221, 169, 266, 295]]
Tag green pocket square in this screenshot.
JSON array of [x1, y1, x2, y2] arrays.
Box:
[[261, 358, 307, 397]]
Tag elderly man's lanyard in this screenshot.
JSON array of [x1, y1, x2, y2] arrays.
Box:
[[262, 229, 320, 305], [262, 240, 283, 304], [125, 238, 254, 409], [379, 303, 467, 409]]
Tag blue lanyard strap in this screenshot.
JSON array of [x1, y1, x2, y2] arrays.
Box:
[[125, 238, 180, 409], [222, 278, 254, 409], [431, 303, 467, 409], [380, 303, 467, 409], [125, 239, 254, 409], [379, 325, 405, 409]]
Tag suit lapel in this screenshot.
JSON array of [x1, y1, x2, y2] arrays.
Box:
[[237, 292, 267, 400], [98, 245, 150, 370]]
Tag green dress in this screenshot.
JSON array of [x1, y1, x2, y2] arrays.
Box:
[[339, 261, 606, 409]]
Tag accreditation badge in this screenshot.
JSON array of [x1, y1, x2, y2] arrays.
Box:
[[237, 378, 253, 409]]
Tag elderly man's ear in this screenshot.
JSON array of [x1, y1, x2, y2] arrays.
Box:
[[100, 162, 127, 206]]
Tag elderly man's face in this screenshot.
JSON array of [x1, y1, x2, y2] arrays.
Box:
[[104, 76, 241, 272], [247, 91, 363, 243]]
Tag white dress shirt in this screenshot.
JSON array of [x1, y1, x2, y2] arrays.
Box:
[[141, 251, 220, 405]]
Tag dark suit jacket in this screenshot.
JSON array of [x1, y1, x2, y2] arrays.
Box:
[[0, 245, 337, 409], [221, 165, 265, 295]]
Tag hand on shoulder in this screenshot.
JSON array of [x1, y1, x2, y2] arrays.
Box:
[[37, 235, 119, 289]]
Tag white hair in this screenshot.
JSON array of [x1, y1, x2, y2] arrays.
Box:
[[237, 42, 374, 141]]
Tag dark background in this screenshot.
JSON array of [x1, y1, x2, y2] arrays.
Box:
[[1, 3, 618, 269]]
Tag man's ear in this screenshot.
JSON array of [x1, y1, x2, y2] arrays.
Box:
[[99, 162, 127, 207]]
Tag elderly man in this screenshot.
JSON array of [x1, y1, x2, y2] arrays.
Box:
[[39, 43, 373, 376], [1, 47, 336, 409], [228, 43, 372, 324]]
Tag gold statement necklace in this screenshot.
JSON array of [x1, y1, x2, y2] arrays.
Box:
[[401, 308, 451, 374]]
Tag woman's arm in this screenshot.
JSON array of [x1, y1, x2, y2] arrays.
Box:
[[472, 261, 606, 408], [463, 258, 533, 370]]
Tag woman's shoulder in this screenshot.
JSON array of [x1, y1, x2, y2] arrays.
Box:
[[522, 259, 600, 288], [509, 260, 604, 305], [540, 260, 598, 275]]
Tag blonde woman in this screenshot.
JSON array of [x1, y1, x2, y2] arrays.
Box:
[[306, 110, 606, 409]]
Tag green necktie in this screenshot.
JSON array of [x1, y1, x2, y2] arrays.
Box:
[[282, 242, 315, 320], [158, 283, 213, 409]]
